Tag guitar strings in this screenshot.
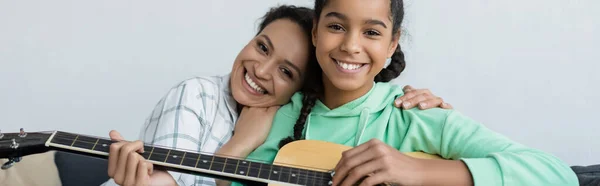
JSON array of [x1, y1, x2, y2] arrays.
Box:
[[52, 132, 334, 173], [51, 134, 333, 184]]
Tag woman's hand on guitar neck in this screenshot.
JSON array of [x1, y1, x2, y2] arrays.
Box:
[[394, 85, 453, 110], [107, 130, 177, 186], [331, 139, 472, 186]]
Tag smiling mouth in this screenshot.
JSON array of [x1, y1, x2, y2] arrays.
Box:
[[244, 72, 268, 94], [332, 57, 367, 71]]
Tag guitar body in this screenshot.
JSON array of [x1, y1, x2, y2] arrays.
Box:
[[270, 140, 441, 186]]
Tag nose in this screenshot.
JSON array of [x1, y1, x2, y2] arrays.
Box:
[[254, 59, 276, 80], [340, 31, 361, 54]]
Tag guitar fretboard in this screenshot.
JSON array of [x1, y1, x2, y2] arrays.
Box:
[[48, 131, 332, 186]]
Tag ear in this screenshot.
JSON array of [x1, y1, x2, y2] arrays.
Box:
[[387, 31, 401, 58], [312, 19, 318, 47]]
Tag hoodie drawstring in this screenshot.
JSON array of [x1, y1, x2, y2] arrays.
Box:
[[354, 108, 370, 147], [304, 113, 313, 140]]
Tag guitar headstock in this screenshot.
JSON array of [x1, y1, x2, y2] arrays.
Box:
[[0, 129, 53, 169]]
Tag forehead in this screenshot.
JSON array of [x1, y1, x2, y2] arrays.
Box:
[[321, 0, 392, 23], [258, 19, 310, 71]]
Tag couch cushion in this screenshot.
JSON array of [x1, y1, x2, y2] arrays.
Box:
[[55, 151, 110, 186], [0, 151, 62, 186]]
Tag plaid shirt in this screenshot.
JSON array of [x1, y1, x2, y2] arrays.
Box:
[[102, 75, 239, 186]]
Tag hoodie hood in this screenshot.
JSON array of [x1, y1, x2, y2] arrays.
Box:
[[289, 82, 405, 116], [288, 82, 405, 146]]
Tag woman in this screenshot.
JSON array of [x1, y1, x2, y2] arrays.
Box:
[[103, 5, 451, 186]]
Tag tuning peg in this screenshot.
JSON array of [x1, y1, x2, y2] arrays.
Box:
[[10, 139, 19, 149], [19, 128, 27, 138], [1, 156, 22, 170]]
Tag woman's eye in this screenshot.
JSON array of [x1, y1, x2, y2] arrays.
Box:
[[280, 67, 293, 78], [258, 42, 268, 54]]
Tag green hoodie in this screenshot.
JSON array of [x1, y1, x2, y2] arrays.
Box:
[[239, 82, 578, 186]]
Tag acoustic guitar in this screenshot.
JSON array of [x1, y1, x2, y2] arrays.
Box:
[[0, 130, 440, 185]]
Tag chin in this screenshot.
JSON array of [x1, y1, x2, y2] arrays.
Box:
[[330, 78, 364, 92], [230, 88, 247, 105]]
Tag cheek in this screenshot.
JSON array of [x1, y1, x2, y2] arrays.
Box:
[[367, 43, 389, 65], [273, 80, 300, 103], [315, 31, 339, 53]]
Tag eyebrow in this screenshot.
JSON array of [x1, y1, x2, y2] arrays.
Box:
[[365, 19, 387, 29], [325, 12, 347, 21], [259, 34, 274, 52], [325, 12, 388, 29], [285, 59, 303, 78]]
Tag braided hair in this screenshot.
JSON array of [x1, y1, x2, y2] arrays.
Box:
[[278, 0, 408, 148]]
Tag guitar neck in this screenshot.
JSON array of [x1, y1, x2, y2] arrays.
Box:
[[45, 131, 332, 186]]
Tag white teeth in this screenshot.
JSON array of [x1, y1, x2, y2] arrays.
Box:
[[336, 60, 362, 70], [245, 73, 265, 94]]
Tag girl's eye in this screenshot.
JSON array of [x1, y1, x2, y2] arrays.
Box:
[[280, 67, 293, 78], [327, 24, 345, 31], [365, 30, 381, 36], [258, 42, 269, 54]]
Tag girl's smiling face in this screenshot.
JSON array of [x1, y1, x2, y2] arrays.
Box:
[[312, 0, 399, 94]]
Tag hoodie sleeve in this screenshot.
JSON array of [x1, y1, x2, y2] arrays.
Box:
[[439, 110, 578, 186]]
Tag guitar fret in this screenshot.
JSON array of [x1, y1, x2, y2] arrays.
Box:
[[255, 162, 266, 179], [289, 167, 299, 184], [70, 135, 79, 146], [91, 138, 100, 150], [165, 149, 185, 165], [149, 147, 168, 162], [310, 169, 316, 186], [245, 161, 252, 176], [234, 159, 240, 175], [319, 170, 329, 186], [209, 156, 227, 172], [223, 158, 238, 174], [141, 146, 153, 159], [275, 165, 282, 181], [297, 169, 306, 185], [195, 154, 201, 168], [258, 163, 271, 179], [72, 135, 97, 150], [235, 160, 250, 176], [164, 150, 171, 162], [197, 154, 212, 170], [208, 156, 215, 170], [147, 147, 155, 159], [181, 152, 199, 168], [92, 139, 112, 153], [51, 132, 76, 146], [280, 166, 291, 183], [179, 152, 186, 165]]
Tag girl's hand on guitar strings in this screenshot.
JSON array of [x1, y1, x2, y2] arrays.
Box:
[[331, 139, 426, 186], [394, 85, 453, 110], [107, 130, 176, 186]]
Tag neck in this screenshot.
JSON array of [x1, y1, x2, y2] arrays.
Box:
[[321, 75, 374, 109]]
